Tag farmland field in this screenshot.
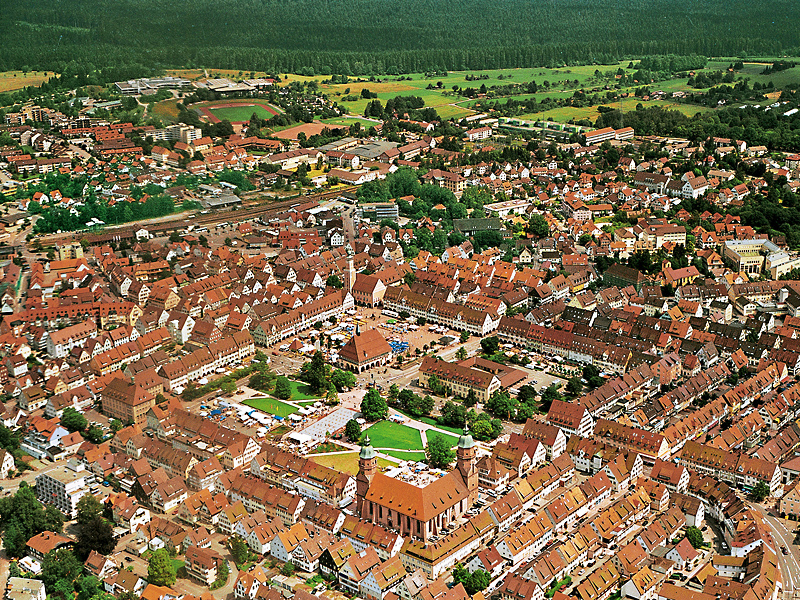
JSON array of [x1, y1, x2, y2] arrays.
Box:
[[0, 70, 54, 93], [242, 397, 298, 418], [365, 421, 424, 450]]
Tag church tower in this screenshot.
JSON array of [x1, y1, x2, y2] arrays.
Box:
[[356, 435, 377, 515], [344, 256, 356, 293], [456, 426, 478, 501]]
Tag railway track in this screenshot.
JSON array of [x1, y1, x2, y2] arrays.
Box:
[[33, 186, 358, 246]]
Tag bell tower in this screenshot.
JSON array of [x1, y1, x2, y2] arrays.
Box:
[[356, 435, 377, 515], [344, 256, 356, 293], [456, 426, 478, 501]]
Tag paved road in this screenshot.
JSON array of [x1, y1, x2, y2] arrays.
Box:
[[756, 504, 800, 592]]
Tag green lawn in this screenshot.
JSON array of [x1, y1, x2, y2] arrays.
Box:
[[271, 380, 319, 401], [208, 104, 276, 122], [243, 397, 298, 418], [381, 450, 427, 462], [172, 559, 184, 572], [365, 421, 424, 450], [310, 451, 393, 475], [416, 415, 464, 436], [310, 442, 349, 454], [426, 430, 460, 448]]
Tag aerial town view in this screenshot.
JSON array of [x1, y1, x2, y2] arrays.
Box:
[[2, 2, 800, 600]]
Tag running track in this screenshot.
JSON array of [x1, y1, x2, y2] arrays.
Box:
[[198, 101, 279, 123]]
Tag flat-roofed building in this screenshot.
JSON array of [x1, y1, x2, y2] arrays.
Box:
[[35, 461, 89, 518]]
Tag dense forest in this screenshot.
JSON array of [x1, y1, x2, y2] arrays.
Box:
[[1, 0, 798, 76]]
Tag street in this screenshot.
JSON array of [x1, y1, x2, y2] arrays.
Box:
[[757, 504, 800, 592]]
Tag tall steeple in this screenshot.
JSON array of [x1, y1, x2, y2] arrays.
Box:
[[356, 435, 377, 515], [456, 425, 478, 500], [345, 255, 356, 293]]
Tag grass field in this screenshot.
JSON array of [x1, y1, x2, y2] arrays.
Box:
[[310, 442, 349, 454], [366, 421, 424, 450], [515, 97, 712, 124], [0, 71, 54, 93], [243, 397, 298, 418], [381, 450, 427, 462], [320, 116, 381, 127], [426, 430, 460, 448], [151, 98, 181, 122], [268, 380, 319, 401], [208, 104, 276, 122], [310, 452, 392, 475]]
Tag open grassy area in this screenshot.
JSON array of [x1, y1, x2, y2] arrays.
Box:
[[208, 104, 276, 122], [266, 424, 292, 440], [418, 416, 464, 436], [310, 442, 349, 454], [366, 421, 424, 450], [278, 380, 320, 401], [151, 98, 180, 122], [426, 430, 460, 448], [310, 452, 392, 475], [381, 450, 427, 462], [242, 397, 298, 418], [0, 70, 55, 93], [320, 116, 381, 127]]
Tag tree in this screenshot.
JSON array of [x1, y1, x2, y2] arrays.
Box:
[[480, 336, 500, 355], [85, 425, 104, 444], [685, 526, 704, 549], [517, 384, 537, 405], [486, 389, 518, 420], [330, 369, 356, 392], [439, 401, 467, 428], [148, 548, 177, 586], [455, 347, 467, 361], [527, 214, 550, 238], [361, 388, 388, 422], [220, 379, 237, 395], [426, 435, 455, 469], [463, 389, 479, 408], [345, 419, 361, 442], [281, 562, 295, 576], [76, 495, 103, 526], [454, 564, 490, 595], [41, 548, 82, 589], [249, 370, 275, 392], [460, 330, 470, 343], [229, 536, 250, 567], [75, 515, 116, 560], [302, 351, 329, 394], [751, 481, 771, 502], [60, 407, 88, 432], [110, 419, 123, 433], [326, 274, 343, 289], [566, 377, 583, 395], [274, 376, 293, 400]]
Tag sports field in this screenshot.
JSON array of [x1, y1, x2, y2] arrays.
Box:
[[242, 397, 297, 418], [207, 103, 278, 122], [365, 421, 424, 450]]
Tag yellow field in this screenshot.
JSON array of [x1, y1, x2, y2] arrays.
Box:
[[516, 97, 711, 124], [0, 71, 55, 93], [151, 98, 181, 121]]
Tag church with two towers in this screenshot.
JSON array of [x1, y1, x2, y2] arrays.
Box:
[[355, 427, 478, 543]]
